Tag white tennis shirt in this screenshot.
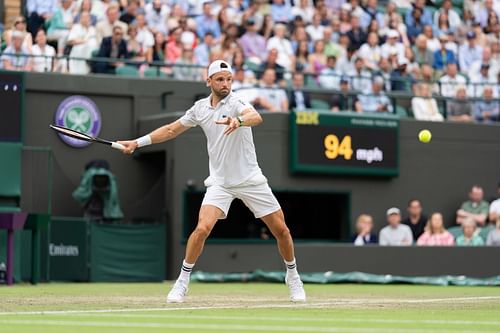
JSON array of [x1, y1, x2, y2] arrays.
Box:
[[180, 92, 265, 188]]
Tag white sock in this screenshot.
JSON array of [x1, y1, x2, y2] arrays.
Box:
[[284, 258, 299, 277], [178, 260, 194, 282]]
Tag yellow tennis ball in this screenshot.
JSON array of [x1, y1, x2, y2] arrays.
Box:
[[418, 129, 432, 143]]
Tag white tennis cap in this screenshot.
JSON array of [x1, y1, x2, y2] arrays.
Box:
[[208, 60, 232, 77]]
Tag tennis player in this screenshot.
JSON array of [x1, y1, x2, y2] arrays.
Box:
[[118, 60, 306, 303]]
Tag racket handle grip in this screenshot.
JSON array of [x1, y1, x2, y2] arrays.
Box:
[[111, 142, 125, 150]]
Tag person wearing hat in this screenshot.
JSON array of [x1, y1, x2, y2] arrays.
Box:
[[458, 31, 483, 72], [118, 60, 306, 303], [378, 207, 414, 246], [470, 61, 497, 97], [380, 29, 405, 59], [1, 30, 32, 71]]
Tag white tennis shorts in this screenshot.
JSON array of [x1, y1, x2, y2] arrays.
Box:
[[202, 182, 281, 219]]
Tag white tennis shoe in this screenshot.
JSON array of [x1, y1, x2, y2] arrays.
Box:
[[167, 279, 188, 303], [285, 274, 306, 302]]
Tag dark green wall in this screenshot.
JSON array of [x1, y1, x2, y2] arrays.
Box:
[[22, 72, 500, 278]]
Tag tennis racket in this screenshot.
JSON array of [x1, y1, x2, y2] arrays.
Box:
[[50, 124, 125, 150]]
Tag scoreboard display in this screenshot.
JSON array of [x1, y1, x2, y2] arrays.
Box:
[[290, 111, 399, 177], [0, 71, 24, 142]]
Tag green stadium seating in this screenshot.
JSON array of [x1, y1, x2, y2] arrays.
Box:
[[144, 67, 167, 78], [310, 99, 330, 110], [479, 225, 495, 242], [115, 65, 140, 77], [305, 75, 320, 89], [447, 226, 463, 239], [395, 105, 409, 118]]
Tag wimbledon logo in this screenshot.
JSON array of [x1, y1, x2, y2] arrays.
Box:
[[55, 96, 101, 147]]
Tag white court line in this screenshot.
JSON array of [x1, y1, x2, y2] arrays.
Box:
[[54, 313, 500, 327], [0, 296, 499, 316], [0, 319, 495, 333]]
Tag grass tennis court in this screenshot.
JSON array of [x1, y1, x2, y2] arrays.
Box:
[[1, 282, 500, 333]]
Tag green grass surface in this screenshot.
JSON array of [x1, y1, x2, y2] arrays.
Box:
[[1, 283, 500, 332]]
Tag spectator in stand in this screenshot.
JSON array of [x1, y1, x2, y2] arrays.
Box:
[[3, 16, 33, 51], [470, 62, 497, 97], [66, 11, 98, 74], [402, 199, 428, 241], [232, 48, 257, 85], [120, 0, 139, 25], [46, 0, 76, 57], [306, 13, 325, 42], [318, 55, 341, 89], [293, 40, 311, 73], [434, 0, 462, 31], [32, 29, 56, 73], [308, 40, 328, 75], [457, 185, 490, 226], [417, 212, 455, 246], [152, 31, 166, 62], [194, 32, 215, 67], [2, 31, 33, 71], [126, 25, 145, 62], [330, 77, 355, 111], [270, 0, 293, 24], [26, 0, 57, 39], [390, 58, 414, 92], [288, 72, 311, 110], [74, 0, 97, 27], [195, 2, 221, 39], [447, 86, 475, 122], [358, 32, 381, 71], [406, 7, 425, 42], [474, 86, 500, 123], [476, 0, 500, 28], [405, 0, 433, 28], [489, 183, 500, 223], [292, 0, 314, 24], [456, 218, 485, 246], [459, 31, 483, 73], [412, 34, 433, 67], [94, 25, 129, 74], [352, 214, 378, 245], [375, 57, 393, 91], [266, 23, 295, 71], [347, 13, 367, 50], [173, 46, 202, 81], [323, 26, 344, 59], [381, 29, 405, 60], [355, 76, 393, 113], [239, 18, 267, 65], [432, 34, 456, 71], [348, 57, 372, 92], [96, 3, 128, 44], [145, 0, 169, 35], [440, 63, 468, 98], [166, 27, 183, 64], [360, 0, 385, 30], [135, 12, 154, 63], [255, 68, 289, 112], [379, 207, 413, 246], [257, 48, 285, 84], [411, 83, 444, 121], [486, 218, 500, 245]]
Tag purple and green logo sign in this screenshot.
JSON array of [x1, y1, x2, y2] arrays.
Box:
[[55, 96, 101, 147]]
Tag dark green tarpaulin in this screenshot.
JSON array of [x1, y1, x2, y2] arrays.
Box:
[[191, 270, 500, 286], [90, 223, 166, 282]]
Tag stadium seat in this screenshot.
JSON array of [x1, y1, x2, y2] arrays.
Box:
[[479, 225, 495, 242], [395, 105, 409, 118], [305, 75, 320, 89], [115, 65, 140, 77], [447, 226, 463, 239], [310, 99, 330, 110], [144, 67, 167, 78]]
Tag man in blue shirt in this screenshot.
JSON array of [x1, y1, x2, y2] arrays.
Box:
[[459, 31, 483, 73], [474, 86, 499, 123], [355, 76, 393, 113], [271, 0, 293, 24], [195, 2, 221, 39], [405, 0, 433, 27], [433, 34, 456, 71]]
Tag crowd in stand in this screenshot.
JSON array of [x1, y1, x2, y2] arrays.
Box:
[[1, 0, 499, 121], [352, 183, 500, 246]]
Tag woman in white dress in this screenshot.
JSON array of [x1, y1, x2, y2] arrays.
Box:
[[32, 29, 57, 72], [411, 83, 444, 121], [67, 11, 98, 74]]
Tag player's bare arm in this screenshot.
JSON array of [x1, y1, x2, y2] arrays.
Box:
[[215, 108, 263, 135], [118, 119, 189, 154]]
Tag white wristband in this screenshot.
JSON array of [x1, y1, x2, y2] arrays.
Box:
[[136, 135, 152, 148]]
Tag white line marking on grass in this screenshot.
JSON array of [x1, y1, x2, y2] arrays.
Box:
[[58, 313, 500, 327], [0, 319, 496, 333], [0, 296, 499, 316]]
